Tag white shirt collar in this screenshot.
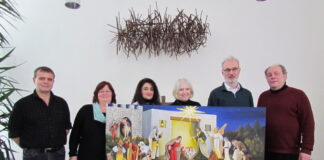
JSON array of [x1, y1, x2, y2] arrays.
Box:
[[224, 83, 240, 94]]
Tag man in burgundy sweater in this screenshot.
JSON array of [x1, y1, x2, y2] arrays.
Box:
[[257, 64, 314, 160]]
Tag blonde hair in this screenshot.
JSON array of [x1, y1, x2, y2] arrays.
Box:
[[172, 78, 194, 99]]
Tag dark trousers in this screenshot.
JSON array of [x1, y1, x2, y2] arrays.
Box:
[[265, 152, 299, 160], [23, 147, 65, 160]]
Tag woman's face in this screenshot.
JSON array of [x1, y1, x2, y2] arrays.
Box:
[[97, 85, 112, 104], [177, 82, 192, 101], [141, 82, 154, 100]]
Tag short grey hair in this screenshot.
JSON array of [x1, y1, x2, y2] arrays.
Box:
[[221, 56, 240, 68], [172, 78, 194, 99], [264, 64, 288, 75]]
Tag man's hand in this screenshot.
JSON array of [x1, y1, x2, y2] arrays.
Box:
[[299, 152, 311, 160], [70, 156, 77, 160], [12, 137, 20, 146], [66, 129, 70, 135]]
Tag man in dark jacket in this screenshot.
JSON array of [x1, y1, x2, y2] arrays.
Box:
[[208, 56, 253, 107]]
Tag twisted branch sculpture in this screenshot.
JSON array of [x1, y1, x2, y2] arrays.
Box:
[[109, 6, 210, 58]]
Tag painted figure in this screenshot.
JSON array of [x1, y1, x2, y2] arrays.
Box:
[[195, 127, 207, 144], [183, 147, 197, 160], [124, 137, 139, 160], [211, 124, 227, 159], [138, 141, 151, 160], [212, 131, 223, 159], [208, 151, 219, 160], [203, 131, 214, 158], [120, 117, 132, 140], [165, 136, 183, 160], [223, 137, 231, 160], [110, 120, 120, 139], [233, 148, 244, 160], [231, 139, 248, 160], [149, 126, 163, 159], [113, 139, 126, 160], [194, 127, 213, 158]]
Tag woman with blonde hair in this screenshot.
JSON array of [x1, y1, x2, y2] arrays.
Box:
[[171, 78, 201, 106]]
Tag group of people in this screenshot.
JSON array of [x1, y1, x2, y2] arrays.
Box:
[[7, 56, 314, 160]]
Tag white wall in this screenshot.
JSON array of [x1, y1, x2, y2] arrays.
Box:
[[3, 0, 324, 159]]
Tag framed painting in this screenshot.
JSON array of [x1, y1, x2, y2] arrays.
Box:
[[106, 104, 266, 160]]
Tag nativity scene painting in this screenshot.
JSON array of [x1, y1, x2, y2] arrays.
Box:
[[106, 104, 266, 160]]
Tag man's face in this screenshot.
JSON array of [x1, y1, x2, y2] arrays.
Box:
[[222, 59, 241, 84], [33, 71, 54, 94], [265, 65, 287, 90]]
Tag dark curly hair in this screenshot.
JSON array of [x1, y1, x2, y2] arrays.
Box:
[[131, 78, 161, 105]]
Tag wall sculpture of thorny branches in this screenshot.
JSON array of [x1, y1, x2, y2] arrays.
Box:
[[109, 6, 210, 58]]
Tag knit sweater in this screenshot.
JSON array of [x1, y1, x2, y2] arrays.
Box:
[[257, 86, 315, 155]]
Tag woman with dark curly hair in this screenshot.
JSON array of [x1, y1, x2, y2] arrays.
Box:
[[131, 78, 161, 105]]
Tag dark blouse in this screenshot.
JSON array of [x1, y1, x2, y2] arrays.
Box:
[[69, 104, 107, 160], [133, 98, 161, 105], [170, 99, 201, 106]]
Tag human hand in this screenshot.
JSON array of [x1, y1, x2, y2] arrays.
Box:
[[299, 152, 311, 160], [12, 137, 20, 146], [70, 156, 77, 160]]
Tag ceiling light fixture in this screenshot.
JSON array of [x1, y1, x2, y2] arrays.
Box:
[[65, 0, 80, 9]]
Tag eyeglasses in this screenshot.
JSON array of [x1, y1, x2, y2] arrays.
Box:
[[99, 90, 112, 94], [223, 67, 239, 73]]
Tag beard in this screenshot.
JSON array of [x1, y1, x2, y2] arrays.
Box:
[[225, 77, 238, 85]]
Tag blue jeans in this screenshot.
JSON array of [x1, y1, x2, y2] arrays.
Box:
[[23, 147, 65, 160]]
